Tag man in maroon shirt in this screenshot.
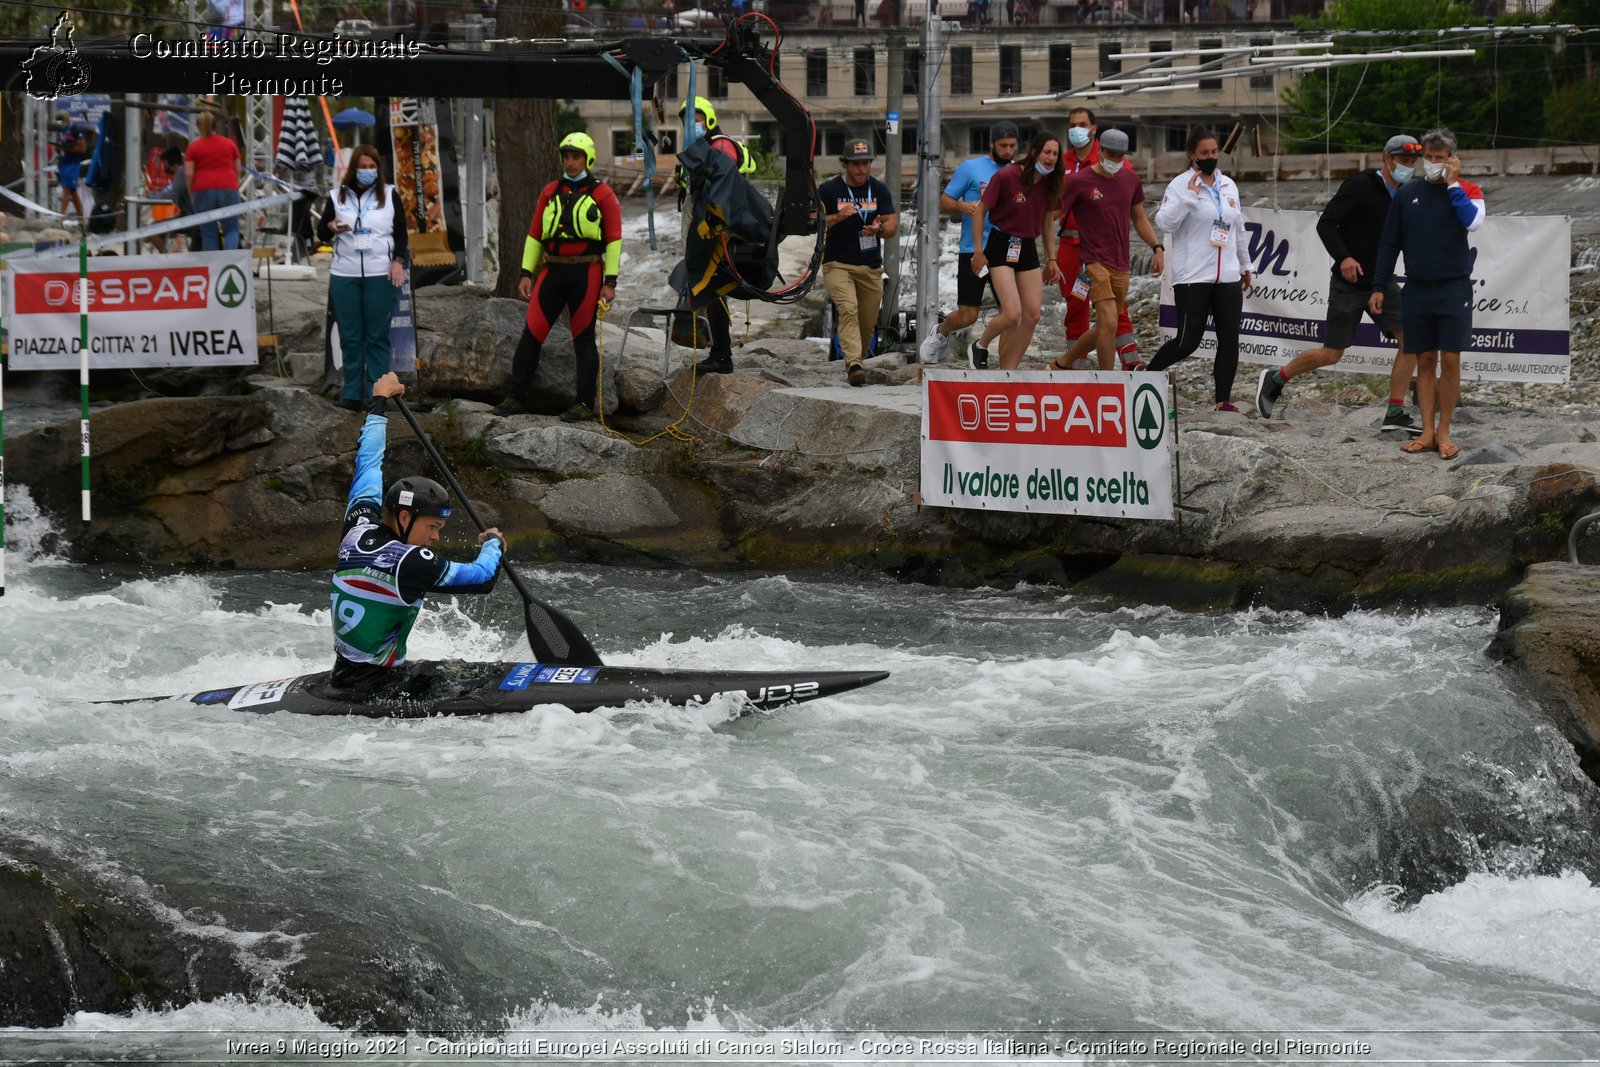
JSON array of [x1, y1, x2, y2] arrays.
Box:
[[1056, 107, 1140, 368], [1051, 129, 1164, 371]]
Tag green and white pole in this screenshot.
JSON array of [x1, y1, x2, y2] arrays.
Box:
[[78, 231, 90, 522], [1, 269, 7, 598]]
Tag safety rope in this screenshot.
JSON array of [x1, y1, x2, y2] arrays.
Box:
[[592, 297, 703, 446]]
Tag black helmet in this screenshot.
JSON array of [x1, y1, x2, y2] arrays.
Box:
[[384, 476, 451, 516], [383, 477, 452, 537]]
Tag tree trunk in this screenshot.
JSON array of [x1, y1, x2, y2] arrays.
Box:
[[493, 0, 563, 298], [0, 94, 22, 187]]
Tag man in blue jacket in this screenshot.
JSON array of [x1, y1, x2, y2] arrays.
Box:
[[330, 372, 506, 694], [1369, 128, 1485, 461]]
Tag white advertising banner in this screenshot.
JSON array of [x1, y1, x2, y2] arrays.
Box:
[[6, 250, 258, 370], [1158, 208, 1571, 384], [921, 369, 1174, 520]]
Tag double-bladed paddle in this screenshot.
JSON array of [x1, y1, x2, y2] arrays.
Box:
[[391, 396, 603, 668]]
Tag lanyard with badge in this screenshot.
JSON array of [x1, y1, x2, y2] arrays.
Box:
[[1200, 175, 1230, 248], [843, 184, 879, 251], [352, 189, 375, 252]]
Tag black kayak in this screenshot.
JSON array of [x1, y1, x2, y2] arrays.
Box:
[[107, 661, 890, 718]]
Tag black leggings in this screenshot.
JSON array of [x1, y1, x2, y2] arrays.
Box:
[[1147, 281, 1243, 404]]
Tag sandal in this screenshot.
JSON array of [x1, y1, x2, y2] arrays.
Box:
[[1049, 356, 1072, 371], [1401, 439, 1437, 454], [1438, 441, 1460, 460]]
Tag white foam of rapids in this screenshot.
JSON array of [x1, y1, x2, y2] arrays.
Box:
[[1347, 871, 1600, 996]]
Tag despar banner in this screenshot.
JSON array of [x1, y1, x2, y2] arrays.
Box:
[[921, 369, 1174, 520], [6, 251, 257, 370], [1158, 207, 1571, 384]]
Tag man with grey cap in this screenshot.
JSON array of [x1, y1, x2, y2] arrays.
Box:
[[1052, 128, 1164, 372], [920, 119, 1019, 365], [1255, 133, 1423, 433], [820, 136, 898, 386]]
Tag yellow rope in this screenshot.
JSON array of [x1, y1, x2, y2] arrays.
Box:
[[593, 297, 703, 446]]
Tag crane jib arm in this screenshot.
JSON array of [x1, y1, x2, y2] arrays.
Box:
[[0, 26, 815, 239]]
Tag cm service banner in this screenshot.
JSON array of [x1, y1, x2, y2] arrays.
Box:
[[1158, 207, 1570, 384], [921, 369, 1174, 520], [7, 251, 257, 370]]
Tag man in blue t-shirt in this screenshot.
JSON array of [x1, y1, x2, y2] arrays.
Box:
[[819, 137, 898, 387], [919, 121, 1018, 365], [54, 110, 91, 219]]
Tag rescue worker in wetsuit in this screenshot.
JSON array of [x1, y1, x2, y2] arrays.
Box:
[[494, 132, 622, 421], [674, 98, 756, 376], [331, 372, 505, 694]]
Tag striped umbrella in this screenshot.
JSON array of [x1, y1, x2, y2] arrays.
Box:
[[274, 96, 322, 173]]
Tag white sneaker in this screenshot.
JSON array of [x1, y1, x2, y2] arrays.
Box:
[[919, 330, 951, 365]]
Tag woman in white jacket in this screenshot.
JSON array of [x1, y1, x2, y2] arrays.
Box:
[[1148, 126, 1252, 411]]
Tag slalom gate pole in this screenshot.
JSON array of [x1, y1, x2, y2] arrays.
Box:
[[78, 229, 89, 522], [1, 269, 6, 596]]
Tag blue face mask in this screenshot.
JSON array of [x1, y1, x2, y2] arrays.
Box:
[[1390, 162, 1414, 184], [1035, 161, 1054, 176], [1067, 127, 1092, 149], [563, 170, 588, 183], [694, 122, 706, 137], [355, 168, 378, 187]]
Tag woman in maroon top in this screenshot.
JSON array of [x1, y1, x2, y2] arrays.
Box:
[[969, 133, 1063, 370], [183, 110, 242, 251]]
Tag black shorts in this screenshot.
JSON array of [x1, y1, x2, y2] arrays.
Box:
[[982, 229, 1040, 274], [1323, 276, 1402, 350], [956, 252, 998, 307], [1402, 277, 1473, 353]]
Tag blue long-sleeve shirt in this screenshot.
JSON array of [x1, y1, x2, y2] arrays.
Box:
[[1372, 178, 1485, 290], [344, 409, 502, 597]]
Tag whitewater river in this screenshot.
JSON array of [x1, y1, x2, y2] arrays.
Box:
[[4, 487, 1600, 1065]]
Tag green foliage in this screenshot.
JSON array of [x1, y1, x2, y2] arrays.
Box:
[[557, 102, 587, 141], [1543, 80, 1600, 143], [1281, 0, 1588, 153], [745, 140, 783, 181]]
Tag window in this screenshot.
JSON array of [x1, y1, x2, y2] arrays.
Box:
[[968, 126, 988, 154], [999, 45, 1022, 95], [1165, 125, 1187, 152], [1099, 40, 1121, 80], [904, 48, 921, 97], [951, 47, 973, 95], [611, 129, 634, 159], [708, 64, 727, 97], [1250, 37, 1273, 89], [901, 124, 918, 155], [806, 50, 828, 98], [1198, 38, 1221, 90], [1049, 44, 1073, 94], [854, 49, 876, 97], [825, 128, 846, 156]]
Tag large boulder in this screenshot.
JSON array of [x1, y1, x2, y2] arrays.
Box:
[[1490, 562, 1600, 783]]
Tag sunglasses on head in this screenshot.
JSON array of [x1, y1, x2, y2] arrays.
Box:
[[1392, 142, 1423, 155]]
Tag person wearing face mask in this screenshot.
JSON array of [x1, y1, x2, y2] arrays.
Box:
[[1051, 128, 1164, 372], [919, 120, 1019, 365], [969, 132, 1065, 371], [1147, 126, 1252, 411], [495, 131, 623, 421], [1055, 108, 1141, 370], [318, 145, 410, 411], [1255, 134, 1423, 434], [1369, 127, 1484, 462]]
